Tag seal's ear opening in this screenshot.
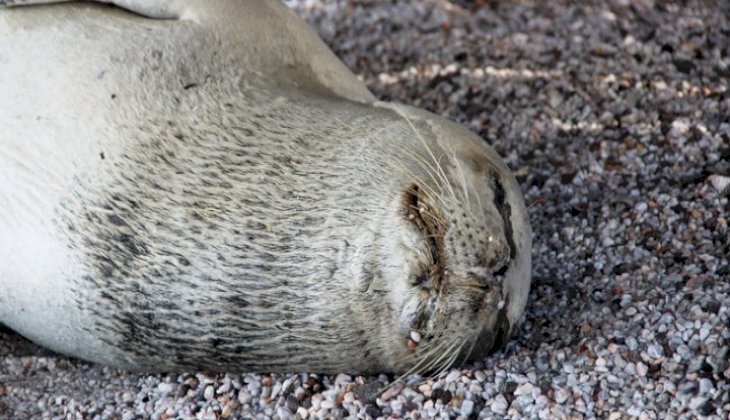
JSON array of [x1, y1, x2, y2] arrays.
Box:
[[402, 183, 447, 288]]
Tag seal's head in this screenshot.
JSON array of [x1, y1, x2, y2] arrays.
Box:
[[364, 103, 532, 374]]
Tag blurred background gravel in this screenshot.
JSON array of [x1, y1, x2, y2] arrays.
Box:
[[1, 0, 728, 418]]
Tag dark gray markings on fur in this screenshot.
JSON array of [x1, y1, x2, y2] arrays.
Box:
[[62, 88, 386, 372]]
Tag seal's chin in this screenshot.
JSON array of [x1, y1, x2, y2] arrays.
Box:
[[468, 302, 513, 361]]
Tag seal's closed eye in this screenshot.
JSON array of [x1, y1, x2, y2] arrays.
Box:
[[403, 184, 447, 289]]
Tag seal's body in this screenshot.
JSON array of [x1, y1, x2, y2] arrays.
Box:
[[0, 0, 531, 374]]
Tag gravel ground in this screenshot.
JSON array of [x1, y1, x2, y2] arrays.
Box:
[[2, 0, 729, 418]]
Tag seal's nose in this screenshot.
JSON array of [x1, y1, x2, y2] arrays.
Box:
[[485, 236, 510, 274]]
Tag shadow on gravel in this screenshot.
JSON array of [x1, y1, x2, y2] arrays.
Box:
[[0, 325, 56, 358]]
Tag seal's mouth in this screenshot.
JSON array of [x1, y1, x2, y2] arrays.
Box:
[[398, 302, 512, 374]]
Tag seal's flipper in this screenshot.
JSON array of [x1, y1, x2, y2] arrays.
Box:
[[0, 0, 179, 19], [0, 0, 377, 104]]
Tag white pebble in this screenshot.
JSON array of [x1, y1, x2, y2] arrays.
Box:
[[203, 385, 215, 401], [689, 396, 708, 410], [238, 389, 252, 405], [217, 382, 231, 394], [699, 378, 714, 394], [270, 383, 282, 399], [157, 383, 174, 394], [334, 373, 352, 384], [445, 370, 461, 383], [418, 383, 432, 398], [410, 331, 421, 343], [708, 174, 730, 193], [343, 392, 355, 404], [647, 344, 663, 358], [490, 395, 508, 414], [275, 407, 290, 420], [460, 399, 475, 416], [555, 388, 570, 404], [514, 383, 534, 396], [699, 324, 711, 341]]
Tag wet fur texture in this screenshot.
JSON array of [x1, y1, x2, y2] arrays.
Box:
[[0, 0, 531, 374]]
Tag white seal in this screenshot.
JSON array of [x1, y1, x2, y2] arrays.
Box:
[[0, 0, 531, 374]]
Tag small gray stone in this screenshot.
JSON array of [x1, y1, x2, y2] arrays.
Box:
[[460, 399, 474, 416]]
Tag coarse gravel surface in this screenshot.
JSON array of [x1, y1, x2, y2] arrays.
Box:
[[1, 0, 729, 418]]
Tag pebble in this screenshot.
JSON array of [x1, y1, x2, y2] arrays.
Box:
[[514, 383, 534, 396], [646, 344, 663, 359], [460, 399, 474, 416], [689, 396, 708, 411], [203, 386, 215, 401], [380, 382, 404, 401], [698, 378, 713, 395], [445, 370, 461, 384], [334, 373, 352, 385], [418, 383, 432, 398], [490, 395, 509, 414], [707, 175, 730, 193], [556, 388, 571, 404], [238, 390, 252, 405], [157, 382, 174, 394]]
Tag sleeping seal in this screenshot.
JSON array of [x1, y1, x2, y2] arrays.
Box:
[[0, 0, 531, 374]]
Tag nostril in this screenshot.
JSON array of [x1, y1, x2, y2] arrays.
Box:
[[485, 239, 510, 274], [494, 263, 509, 277]]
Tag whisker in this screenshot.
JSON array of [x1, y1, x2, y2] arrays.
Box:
[[384, 142, 449, 203], [380, 340, 452, 394], [461, 335, 479, 369], [434, 337, 469, 379], [389, 105, 458, 204], [421, 339, 461, 377], [453, 149, 470, 208]]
